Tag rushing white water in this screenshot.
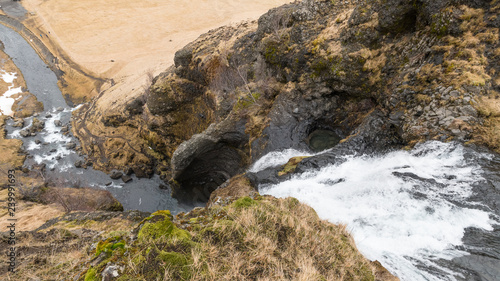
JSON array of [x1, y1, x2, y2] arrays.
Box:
[[249, 148, 330, 172], [257, 141, 496, 281]]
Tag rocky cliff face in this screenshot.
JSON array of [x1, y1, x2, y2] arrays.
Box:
[[75, 0, 500, 200]]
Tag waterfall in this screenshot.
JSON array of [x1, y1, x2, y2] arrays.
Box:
[[254, 141, 499, 280]]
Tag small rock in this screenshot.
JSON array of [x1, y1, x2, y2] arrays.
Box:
[[50, 148, 57, 153], [102, 264, 123, 281], [19, 130, 30, 137], [159, 184, 168, 190], [31, 118, 45, 132], [55, 155, 62, 160], [450, 90, 460, 98], [45, 113, 52, 118], [61, 126, 69, 132], [12, 120, 24, 127], [459, 105, 477, 117], [56, 107, 64, 111], [121, 175, 132, 183], [105, 182, 112, 186], [22, 167, 30, 173], [54, 120, 62, 127], [74, 160, 83, 168], [35, 139, 41, 144], [66, 142, 76, 149], [110, 171, 123, 180], [123, 167, 134, 176], [133, 167, 148, 178]]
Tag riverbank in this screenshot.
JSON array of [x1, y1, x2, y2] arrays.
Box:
[[19, 0, 293, 107]]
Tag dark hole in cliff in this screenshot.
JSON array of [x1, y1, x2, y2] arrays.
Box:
[[400, 9, 418, 34], [306, 130, 341, 152], [174, 146, 243, 204]]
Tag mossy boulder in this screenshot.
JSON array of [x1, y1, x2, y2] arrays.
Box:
[[278, 156, 311, 176], [137, 210, 190, 242]]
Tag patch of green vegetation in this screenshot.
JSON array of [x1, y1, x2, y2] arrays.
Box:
[[158, 251, 189, 266], [84, 267, 98, 281], [233, 93, 261, 111], [138, 210, 191, 242], [232, 196, 258, 209], [311, 56, 344, 78], [285, 197, 300, 209], [95, 237, 126, 257], [264, 41, 280, 65], [430, 12, 451, 38], [263, 37, 289, 67]]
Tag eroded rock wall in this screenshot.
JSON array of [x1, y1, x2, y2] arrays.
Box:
[[77, 0, 500, 201]]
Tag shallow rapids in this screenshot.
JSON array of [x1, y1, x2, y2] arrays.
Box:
[[255, 141, 500, 280]]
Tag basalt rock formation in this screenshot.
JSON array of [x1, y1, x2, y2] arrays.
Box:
[[75, 0, 500, 201]]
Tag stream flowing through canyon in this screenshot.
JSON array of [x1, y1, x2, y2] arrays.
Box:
[[0, 23, 187, 214]]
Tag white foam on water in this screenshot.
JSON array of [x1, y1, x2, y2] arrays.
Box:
[[249, 148, 331, 173], [10, 129, 21, 138], [42, 111, 72, 143], [259, 141, 495, 281], [58, 162, 73, 172], [26, 140, 41, 150]]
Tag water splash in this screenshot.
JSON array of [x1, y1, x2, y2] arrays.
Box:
[[249, 148, 330, 173], [258, 141, 496, 280]]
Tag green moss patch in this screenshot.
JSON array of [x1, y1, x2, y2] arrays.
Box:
[[231, 196, 258, 209], [84, 267, 98, 281]]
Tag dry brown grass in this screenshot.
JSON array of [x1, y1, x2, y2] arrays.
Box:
[[0, 188, 64, 231], [86, 195, 394, 281], [472, 94, 500, 151], [187, 196, 386, 280], [40, 186, 123, 212], [0, 213, 140, 281]]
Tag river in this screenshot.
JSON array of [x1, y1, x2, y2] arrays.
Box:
[[0, 23, 187, 214]]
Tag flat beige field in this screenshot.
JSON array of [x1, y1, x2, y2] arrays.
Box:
[[21, 0, 292, 107]]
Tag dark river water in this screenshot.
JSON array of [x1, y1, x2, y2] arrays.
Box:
[[0, 23, 188, 214]]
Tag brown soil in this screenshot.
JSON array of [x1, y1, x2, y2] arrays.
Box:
[[21, 0, 293, 108]]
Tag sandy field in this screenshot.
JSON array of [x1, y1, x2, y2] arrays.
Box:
[[20, 0, 292, 107]]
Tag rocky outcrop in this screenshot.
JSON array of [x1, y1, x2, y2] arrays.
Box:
[[155, 0, 500, 200], [73, 0, 499, 201]]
